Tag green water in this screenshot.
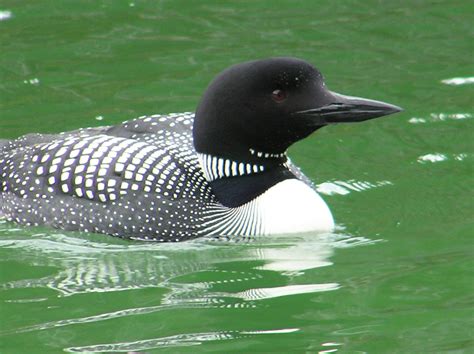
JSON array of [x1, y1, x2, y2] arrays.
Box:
[[1, 1, 473, 353]]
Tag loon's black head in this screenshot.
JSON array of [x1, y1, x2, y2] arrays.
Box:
[[193, 57, 402, 162]]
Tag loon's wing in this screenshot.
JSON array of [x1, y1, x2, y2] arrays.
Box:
[[105, 113, 195, 143], [1, 112, 195, 152], [0, 127, 111, 154], [0, 113, 215, 241]]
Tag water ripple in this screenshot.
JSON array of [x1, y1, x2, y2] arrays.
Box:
[[234, 283, 340, 301], [417, 153, 469, 163], [317, 179, 393, 196], [0, 10, 12, 21], [441, 77, 474, 86], [408, 112, 472, 124], [64, 327, 300, 352]]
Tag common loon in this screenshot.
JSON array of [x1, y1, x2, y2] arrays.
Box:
[[0, 58, 402, 241]]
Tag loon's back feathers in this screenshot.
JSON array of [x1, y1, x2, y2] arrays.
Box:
[[0, 57, 402, 241], [1, 114, 214, 241]]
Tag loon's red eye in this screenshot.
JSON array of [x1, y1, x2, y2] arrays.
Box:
[[271, 89, 287, 102]]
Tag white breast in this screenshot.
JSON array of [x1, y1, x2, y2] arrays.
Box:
[[255, 179, 334, 234], [201, 179, 334, 237]]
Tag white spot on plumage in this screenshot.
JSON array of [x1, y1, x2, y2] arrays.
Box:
[[79, 155, 89, 165], [64, 158, 75, 167], [115, 163, 125, 173], [70, 149, 80, 158], [86, 165, 97, 174], [75, 188, 84, 197], [98, 146, 109, 154], [83, 147, 93, 155], [74, 165, 85, 174], [103, 156, 113, 164], [98, 168, 107, 177], [49, 165, 58, 174], [55, 147, 68, 157]]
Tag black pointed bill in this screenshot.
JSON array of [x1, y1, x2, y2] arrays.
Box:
[[293, 91, 403, 125]]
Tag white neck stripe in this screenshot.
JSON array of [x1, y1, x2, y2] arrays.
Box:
[[249, 148, 285, 159], [197, 153, 265, 181]]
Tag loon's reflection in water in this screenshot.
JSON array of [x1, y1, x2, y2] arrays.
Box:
[[0, 225, 379, 336]]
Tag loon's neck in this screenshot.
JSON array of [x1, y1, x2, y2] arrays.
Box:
[[197, 152, 294, 207]]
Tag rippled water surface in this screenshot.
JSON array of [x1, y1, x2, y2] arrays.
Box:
[[1, 1, 473, 353]]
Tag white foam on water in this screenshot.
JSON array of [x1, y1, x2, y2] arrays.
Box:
[[441, 77, 474, 85], [0, 10, 12, 21]]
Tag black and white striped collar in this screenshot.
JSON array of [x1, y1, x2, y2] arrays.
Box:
[[197, 153, 263, 181], [197, 151, 287, 182]]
